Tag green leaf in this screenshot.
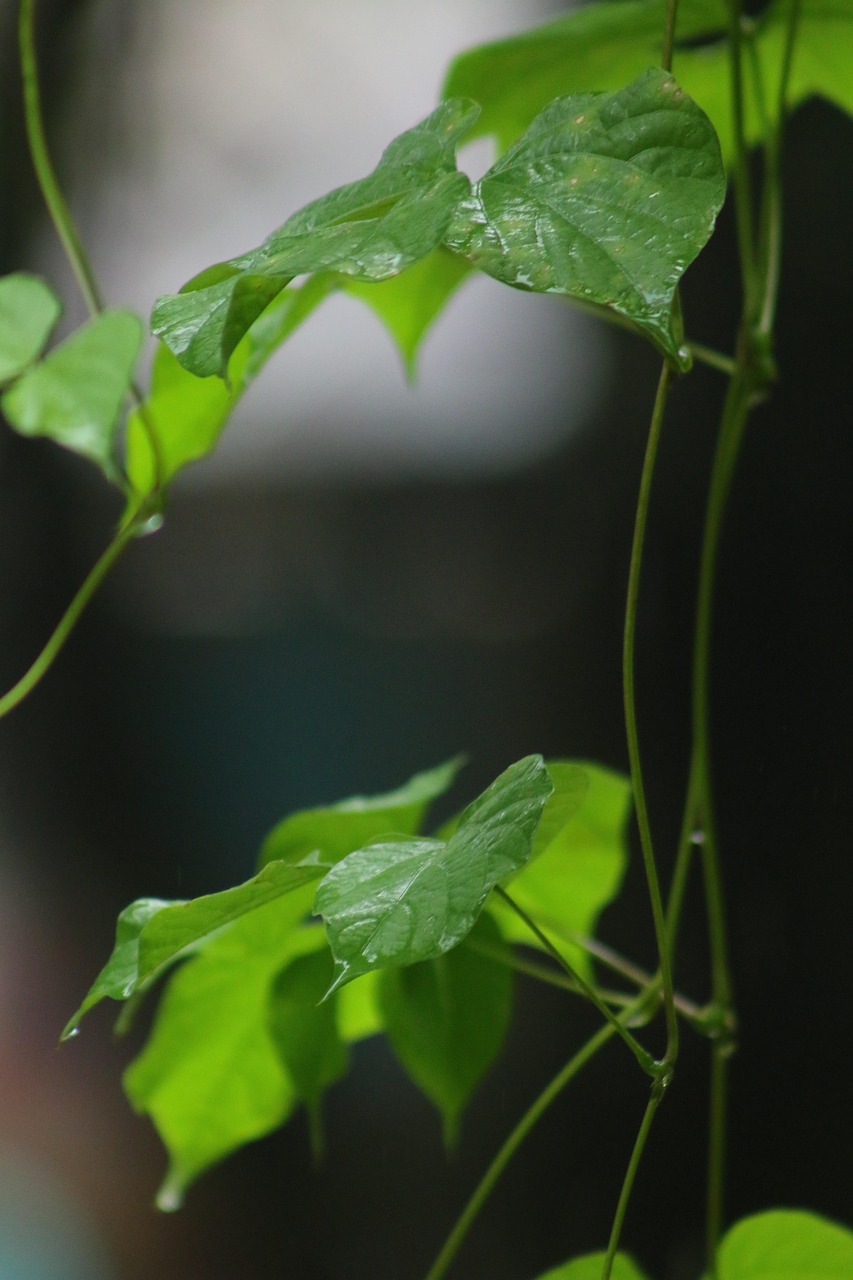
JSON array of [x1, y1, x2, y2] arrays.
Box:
[[126, 274, 338, 500], [63, 860, 325, 1038], [716, 1209, 853, 1280], [0, 272, 61, 384], [342, 247, 473, 380], [532, 1251, 651, 1280], [492, 763, 631, 976], [377, 913, 512, 1148], [443, 68, 726, 368], [1, 309, 141, 482], [152, 99, 479, 378], [763, 0, 853, 124], [530, 762, 589, 860], [258, 756, 464, 869], [123, 895, 325, 1209], [314, 754, 553, 994], [266, 949, 348, 1160]]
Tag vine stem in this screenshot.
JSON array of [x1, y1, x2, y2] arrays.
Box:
[[422, 1019, 621, 1280], [18, 0, 165, 489], [0, 519, 141, 721], [600, 1085, 665, 1280], [622, 360, 679, 1066], [495, 888, 659, 1075], [18, 0, 103, 316]]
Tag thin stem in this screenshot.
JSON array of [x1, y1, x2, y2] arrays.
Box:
[[756, 0, 802, 337], [0, 520, 139, 720], [600, 1086, 666, 1280], [18, 0, 103, 316], [661, 0, 680, 73], [496, 888, 659, 1076], [685, 343, 737, 378], [465, 936, 636, 1009], [727, 0, 757, 299], [422, 1020, 620, 1280], [622, 360, 679, 1065]]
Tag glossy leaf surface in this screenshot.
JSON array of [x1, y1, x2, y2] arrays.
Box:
[[493, 764, 631, 975], [0, 272, 61, 384], [314, 755, 553, 993], [126, 274, 337, 499], [2, 309, 141, 481], [444, 68, 726, 367], [124, 894, 324, 1208], [64, 860, 325, 1038], [533, 1252, 651, 1280], [259, 756, 463, 869], [717, 1209, 853, 1280], [152, 100, 478, 377], [378, 913, 512, 1146], [267, 949, 348, 1159]]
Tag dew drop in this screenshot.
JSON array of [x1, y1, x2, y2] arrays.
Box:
[[136, 512, 165, 538]]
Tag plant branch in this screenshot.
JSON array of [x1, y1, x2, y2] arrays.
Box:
[[622, 360, 679, 1065], [0, 519, 140, 721], [422, 1019, 620, 1280], [18, 0, 103, 316], [661, 0, 680, 73], [495, 888, 659, 1076], [600, 1083, 667, 1280]]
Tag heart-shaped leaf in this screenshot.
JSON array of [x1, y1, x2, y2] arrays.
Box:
[[152, 99, 479, 378], [716, 1209, 853, 1280], [1, 309, 141, 482], [377, 913, 512, 1147], [444, 67, 726, 367], [314, 754, 553, 994], [0, 272, 61, 384]]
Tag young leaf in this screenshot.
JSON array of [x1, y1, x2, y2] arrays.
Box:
[[314, 754, 553, 994], [0, 272, 61, 384], [1, 309, 141, 482], [342, 247, 473, 380], [716, 1209, 853, 1280], [443, 68, 726, 369], [492, 764, 631, 977], [125, 274, 338, 501], [258, 756, 464, 869], [532, 1251, 651, 1280], [266, 949, 348, 1160], [377, 913, 512, 1148], [152, 99, 479, 378], [63, 860, 325, 1038], [123, 897, 326, 1209]]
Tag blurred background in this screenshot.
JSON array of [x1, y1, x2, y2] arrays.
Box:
[[0, 1, 851, 1277]]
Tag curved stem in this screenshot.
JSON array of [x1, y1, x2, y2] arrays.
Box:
[[0, 519, 139, 720], [622, 360, 679, 1065], [600, 1084, 666, 1280], [18, 0, 103, 316], [422, 1020, 619, 1280], [727, 0, 756, 301], [496, 888, 659, 1076]]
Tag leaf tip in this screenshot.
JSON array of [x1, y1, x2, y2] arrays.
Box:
[[156, 1171, 186, 1213]]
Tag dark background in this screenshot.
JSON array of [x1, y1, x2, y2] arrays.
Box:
[[0, 2, 851, 1278]]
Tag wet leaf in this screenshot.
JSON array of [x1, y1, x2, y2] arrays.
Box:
[[314, 755, 552, 994], [378, 913, 512, 1147], [0, 272, 61, 384], [492, 764, 631, 976], [152, 100, 479, 377], [444, 68, 726, 368], [2, 309, 141, 482], [63, 860, 325, 1038]]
